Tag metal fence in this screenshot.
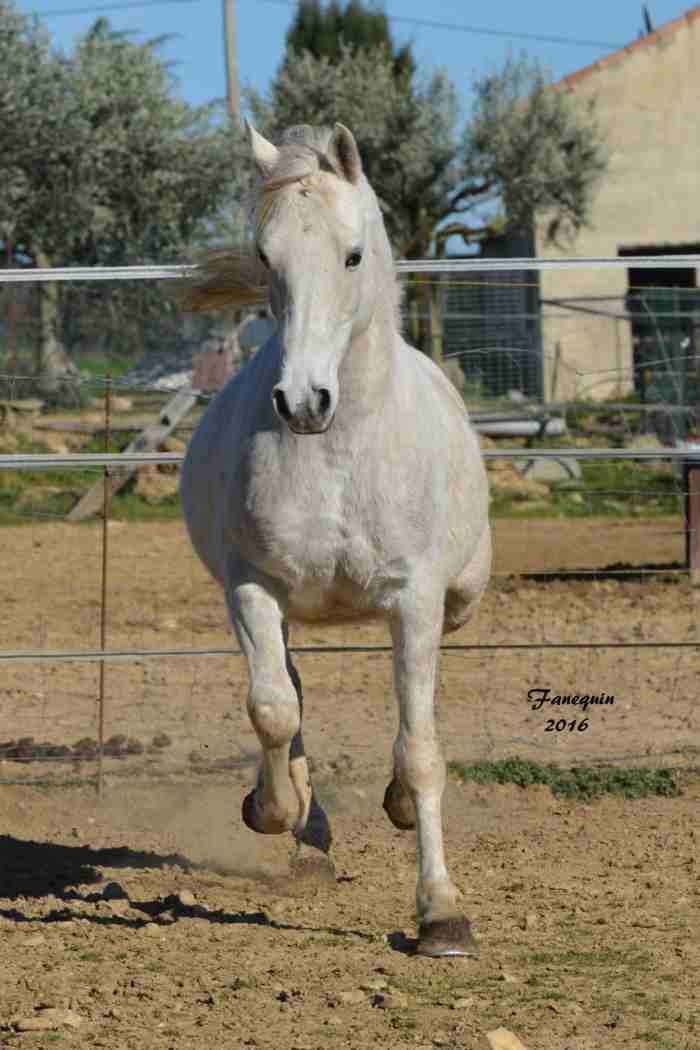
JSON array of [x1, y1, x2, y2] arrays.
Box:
[[1, 258, 699, 792]]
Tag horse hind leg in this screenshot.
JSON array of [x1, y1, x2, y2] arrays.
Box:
[[443, 525, 491, 634], [285, 641, 332, 856]]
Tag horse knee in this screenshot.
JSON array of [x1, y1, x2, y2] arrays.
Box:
[[248, 679, 300, 748], [394, 731, 445, 797]]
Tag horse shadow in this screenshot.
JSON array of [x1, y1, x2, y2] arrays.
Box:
[[0, 833, 191, 902], [0, 834, 382, 947]]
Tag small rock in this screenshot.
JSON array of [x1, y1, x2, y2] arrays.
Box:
[[102, 881, 128, 901], [142, 922, 163, 937], [21, 933, 46, 947], [521, 912, 537, 931], [485, 1028, 530, 1050], [360, 978, 388, 992], [104, 898, 130, 916], [338, 990, 366, 1005], [372, 991, 408, 1010], [135, 468, 180, 504], [177, 889, 197, 908], [451, 997, 473, 1010], [13, 1008, 82, 1032], [518, 456, 580, 483], [498, 972, 519, 984]]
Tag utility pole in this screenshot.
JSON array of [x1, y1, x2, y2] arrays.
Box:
[[223, 0, 241, 123]]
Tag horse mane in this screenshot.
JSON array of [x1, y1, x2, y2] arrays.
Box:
[[179, 125, 399, 323]]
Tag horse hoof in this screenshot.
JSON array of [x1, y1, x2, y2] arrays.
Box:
[[416, 917, 480, 958], [242, 790, 292, 835], [382, 778, 416, 830], [294, 795, 332, 854]]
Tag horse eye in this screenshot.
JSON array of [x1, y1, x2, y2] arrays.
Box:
[[345, 251, 362, 270], [257, 248, 269, 268]]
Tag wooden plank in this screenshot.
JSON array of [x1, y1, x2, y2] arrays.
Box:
[[36, 419, 197, 435], [66, 386, 198, 522]]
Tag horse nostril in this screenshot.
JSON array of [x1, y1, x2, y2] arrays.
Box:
[[316, 388, 331, 416], [272, 388, 292, 421]]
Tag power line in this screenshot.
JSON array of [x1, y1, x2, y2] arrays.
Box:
[[30, 0, 196, 17], [255, 0, 626, 50], [29, 0, 628, 48]]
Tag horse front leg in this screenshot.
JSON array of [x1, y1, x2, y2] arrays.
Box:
[[226, 567, 311, 838], [390, 587, 478, 958]]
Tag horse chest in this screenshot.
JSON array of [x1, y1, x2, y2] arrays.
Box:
[[230, 465, 405, 610]]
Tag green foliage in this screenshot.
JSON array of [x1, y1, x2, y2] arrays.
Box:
[[465, 56, 607, 246], [448, 757, 681, 800], [285, 0, 414, 81], [1, 11, 239, 266], [490, 459, 682, 521], [0, 3, 244, 370], [248, 45, 458, 257]]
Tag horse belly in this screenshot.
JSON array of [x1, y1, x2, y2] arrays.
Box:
[[286, 582, 385, 625]]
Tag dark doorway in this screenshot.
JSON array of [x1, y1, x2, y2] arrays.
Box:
[[620, 244, 700, 441]]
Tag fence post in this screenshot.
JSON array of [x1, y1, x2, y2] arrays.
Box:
[[97, 376, 112, 797], [684, 458, 700, 585]]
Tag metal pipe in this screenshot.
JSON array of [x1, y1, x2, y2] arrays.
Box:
[[1, 255, 700, 283], [1, 447, 698, 469]]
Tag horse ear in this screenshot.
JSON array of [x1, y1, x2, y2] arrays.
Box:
[[246, 121, 279, 178], [329, 123, 362, 185]]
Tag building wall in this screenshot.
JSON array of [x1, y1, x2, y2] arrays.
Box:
[[536, 9, 700, 400]]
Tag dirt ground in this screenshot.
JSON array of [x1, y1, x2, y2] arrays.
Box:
[[1, 516, 699, 1049]]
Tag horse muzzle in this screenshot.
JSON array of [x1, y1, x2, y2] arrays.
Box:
[[272, 384, 335, 435]]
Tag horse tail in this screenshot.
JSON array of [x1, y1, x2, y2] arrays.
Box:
[[176, 248, 269, 313]]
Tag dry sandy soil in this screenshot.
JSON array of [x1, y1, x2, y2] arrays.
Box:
[[1, 516, 699, 1049]]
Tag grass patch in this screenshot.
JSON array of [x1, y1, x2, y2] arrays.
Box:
[[76, 354, 138, 382], [0, 431, 183, 524], [448, 757, 681, 800], [490, 458, 682, 520]]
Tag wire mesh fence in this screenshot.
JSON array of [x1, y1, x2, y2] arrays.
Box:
[[1, 261, 700, 793]]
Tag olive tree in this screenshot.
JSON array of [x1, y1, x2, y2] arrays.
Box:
[[247, 35, 606, 355], [0, 7, 243, 391]]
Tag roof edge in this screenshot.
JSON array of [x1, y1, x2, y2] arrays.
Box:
[[561, 5, 700, 89]]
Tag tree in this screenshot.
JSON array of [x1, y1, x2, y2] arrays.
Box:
[[284, 0, 414, 81], [0, 6, 244, 392], [248, 36, 606, 354]]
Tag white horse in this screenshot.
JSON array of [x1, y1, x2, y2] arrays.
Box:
[[180, 122, 491, 957]]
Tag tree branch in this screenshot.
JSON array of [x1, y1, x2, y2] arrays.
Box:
[[435, 221, 499, 246]]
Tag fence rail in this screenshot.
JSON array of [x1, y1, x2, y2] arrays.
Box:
[[0, 446, 698, 470], [1, 254, 700, 283]]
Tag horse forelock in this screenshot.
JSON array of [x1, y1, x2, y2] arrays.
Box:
[[255, 140, 345, 232]]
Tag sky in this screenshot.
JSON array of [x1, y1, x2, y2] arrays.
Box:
[[16, 0, 699, 116]]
